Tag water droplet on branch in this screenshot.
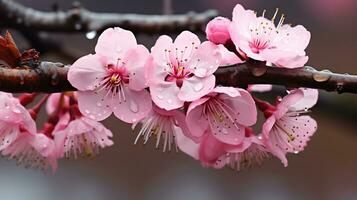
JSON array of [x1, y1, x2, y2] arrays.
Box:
[[312, 70, 331, 82], [85, 31, 97, 40], [250, 66, 267, 77]]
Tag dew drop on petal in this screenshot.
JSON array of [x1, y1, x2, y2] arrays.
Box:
[[167, 99, 173, 104], [96, 102, 102, 107], [84, 109, 91, 114], [85, 31, 97, 40], [12, 106, 21, 113], [194, 83, 204, 92], [132, 118, 137, 123], [195, 68, 207, 76], [294, 151, 299, 154], [89, 115, 96, 120], [157, 95, 164, 100], [222, 128, 228, 135], [129, 101, 139, 113]]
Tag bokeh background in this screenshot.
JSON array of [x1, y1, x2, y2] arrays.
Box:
[[1, 0, 357, 199]]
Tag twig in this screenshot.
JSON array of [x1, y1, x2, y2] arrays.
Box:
[[0, 0, 218, 34], [0, 60, 356, 94]]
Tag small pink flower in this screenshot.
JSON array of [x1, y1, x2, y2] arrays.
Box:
[[149, 31, 221, 110], [134, 104, 190, 152], [186, 87, 257, 145], [68, 27, 152, 123], [262, 88, 318, 166], [229, 4, 311, 68], [54, 116, 113, 159], [206, 17, 231, 45], [0, 92, 36, 151], [2, 132, 58, 171]]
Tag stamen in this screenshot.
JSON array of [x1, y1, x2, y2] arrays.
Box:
[[272, 8, 279, 22]]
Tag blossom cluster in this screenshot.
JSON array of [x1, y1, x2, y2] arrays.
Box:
[[0, 4, 317, 172]]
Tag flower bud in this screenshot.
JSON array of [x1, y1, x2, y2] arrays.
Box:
[[205, 17, 231, 44]]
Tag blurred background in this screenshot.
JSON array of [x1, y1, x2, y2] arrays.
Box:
[[1, 0, 357, 199]]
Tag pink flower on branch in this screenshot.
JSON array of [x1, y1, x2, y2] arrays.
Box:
[[54, 116, 113, 159], [68, 27, 152, 123], [229, 4, 311, 68], [149, 31, 221, 110], [2, 132, 58, 171], [0, 92, 36, 151], [186, 87, 257, 145], [261, 88, 318, 166], [134, 104, 190, 152]]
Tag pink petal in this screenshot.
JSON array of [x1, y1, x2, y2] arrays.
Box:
[[172, 31, 201, 63], [68, 54, 107, 91], [46, 93, 70, 115], [77, 90, 112, 121], [123, 45, 151, 91], [291, 88, 319, 111], [231, 4, 257, 40], [186, 97, 211, 139], [112, 88, 152, 123], [199, 133, 226, 164], [178, 75, 215, 102], [218, 45, 243, 65], [208, 113, 245, 145], [273, 115, 317, 153], [187, 41, 221, 77], [95, 27, 137, 63], [175, 127, 199, 160], [275, 89, 304, 119], [225, 89, 257, 126], [150, 82, 184, 110], [212, 86, 240, 98], [262, 49, 308, 68], [30, 134, 55, 157], [275, 25, 311, 55], [150, 35, 173, 69]]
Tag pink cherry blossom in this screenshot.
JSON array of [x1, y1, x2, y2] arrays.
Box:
[[149, 31, 221, 110], [262, 88, 318, 166], [186, 87, 257, 145], [68, 27, 152, 123], [229, 4, 311, 68], [54, 116, 113, 159], [134, 104, 190, 152], [0, 92, 36, 151], [46, 93, 69, 116], [2, 132, 58, 171], [206, 17, 231, 44]]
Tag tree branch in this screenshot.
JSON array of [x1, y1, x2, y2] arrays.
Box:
[[1, 60, 356, 94], [0, 0, 218, 34]]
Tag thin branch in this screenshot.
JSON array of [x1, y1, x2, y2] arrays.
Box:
[[0, 0, 218, 34], [0, 60, 356, 94]]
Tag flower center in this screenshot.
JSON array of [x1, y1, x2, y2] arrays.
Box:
[[248, 8, 286, 54], [93, 63, 130, 103], [165, 66, 192, 87]]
